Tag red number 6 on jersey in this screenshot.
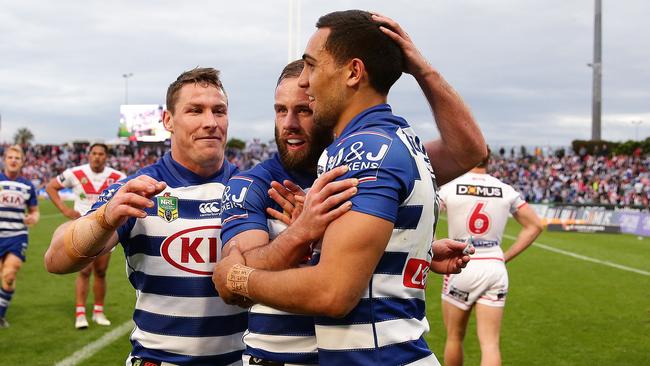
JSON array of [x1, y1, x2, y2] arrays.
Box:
[[467, 201, 490, 235]]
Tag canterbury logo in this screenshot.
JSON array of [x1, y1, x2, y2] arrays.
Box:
[[198, 202, 220, 214]]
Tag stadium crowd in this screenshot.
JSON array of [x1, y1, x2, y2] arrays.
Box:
[[2, 142, 648, 207], [492, 147, 650, 207]]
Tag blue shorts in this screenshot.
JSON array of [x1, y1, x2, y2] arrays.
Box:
[[0, 235, 28, 262]]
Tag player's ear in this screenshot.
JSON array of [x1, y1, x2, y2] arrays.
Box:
[[162, 110, 173, 133], [346, 58, 365, 88]]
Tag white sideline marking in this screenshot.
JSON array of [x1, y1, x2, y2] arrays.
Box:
[[53, 321, 133, 366], [503, 234, 650, 277]]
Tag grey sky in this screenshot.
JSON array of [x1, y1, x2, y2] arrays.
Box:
[[0, 0, 648, 147]]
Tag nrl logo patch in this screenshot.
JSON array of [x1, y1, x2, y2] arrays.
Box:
[[157, 192, 179, 223]]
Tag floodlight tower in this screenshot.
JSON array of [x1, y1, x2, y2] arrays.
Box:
[[589, 0, 602, 141], [288, 0, 301, 62], [122, 73, 134, 105]]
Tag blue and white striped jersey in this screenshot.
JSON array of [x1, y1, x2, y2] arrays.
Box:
[[91, 153, 247, 366], [314, 104, 440, 366], [0, 173, 37, 240], [221, 153, 318, 365]]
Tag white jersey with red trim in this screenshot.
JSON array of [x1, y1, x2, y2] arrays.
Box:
[[438, 172, 526, 260], [56, 164, 125, 215]]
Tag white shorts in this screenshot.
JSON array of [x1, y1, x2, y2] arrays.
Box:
[[441, 258, 508, 310]]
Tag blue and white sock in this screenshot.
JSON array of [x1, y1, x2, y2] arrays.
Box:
[[0, 288, 14, 318]]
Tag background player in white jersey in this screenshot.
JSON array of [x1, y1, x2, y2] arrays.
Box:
[[45, 68, 250, 365], [0, 145, 39, 328], [45, 142, 126, 329], [438, 149, 543, 366], [214, 10, 484, 365]]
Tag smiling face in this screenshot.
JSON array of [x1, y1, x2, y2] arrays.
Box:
[[163, 83, 228, 176], [274, 77, 332, 173], [298, 28, 348, 134]]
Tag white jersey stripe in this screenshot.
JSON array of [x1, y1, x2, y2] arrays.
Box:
[[131, 326, 245, 357], [134, 292, 244, 318]]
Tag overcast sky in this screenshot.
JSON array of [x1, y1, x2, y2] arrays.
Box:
[[1, 0, 648, 148]]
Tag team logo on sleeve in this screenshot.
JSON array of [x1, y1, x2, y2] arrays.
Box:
[[220, 176, 254, 225], [58, 174, 66, 183], [457, 184, 502, 198], [326, 132, 392, 183], [221, 176, 252, 212], [157, 192, 179, 223]]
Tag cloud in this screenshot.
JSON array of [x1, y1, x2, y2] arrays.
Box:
[[0, 0, 648, 147]]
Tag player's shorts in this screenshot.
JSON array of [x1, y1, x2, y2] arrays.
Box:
[[0, 235, 28, 262], [441, 257, 508, 310]]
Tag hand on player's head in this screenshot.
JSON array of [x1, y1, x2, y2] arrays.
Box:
[[371, 12, 430, 77]]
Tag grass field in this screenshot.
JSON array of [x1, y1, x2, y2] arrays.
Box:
[[1, 200, 649, 365]]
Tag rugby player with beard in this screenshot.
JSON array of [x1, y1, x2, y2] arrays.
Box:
[[215, 12, 486, 364]]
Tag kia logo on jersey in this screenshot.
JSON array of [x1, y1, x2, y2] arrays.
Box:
[[161, 226, 221, 275], [0, 191, 26, 207], [403, 258, 430, 289]]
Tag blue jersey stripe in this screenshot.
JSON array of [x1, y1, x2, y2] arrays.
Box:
[[314, 297, 425, 326], [375, 251, 408, 275], [129, 271, 217, 297], [134, 309, 247, 337], [318, 337, 432, 365], [126, 235, 165, 256], [0, 227, 26, 232], [394, 205, 423, 230], [132, 341, 243, 366], [248, 312, 315, 336], [0, 217, 28, 224], [0, 207, 25, 213]]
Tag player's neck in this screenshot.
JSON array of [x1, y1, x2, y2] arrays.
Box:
[[4, 170, 19, 180], [90, 166, 105, 174], [334, 91, 386, 137], [170, 151, 224, 178], [471, 167, 487, 174]]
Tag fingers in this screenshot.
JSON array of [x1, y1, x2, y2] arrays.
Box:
[[283, 180, 305, 197], [266, 207, 292, 226], [371, 13, 409, 41], [268, 185, 296, 216], [312, 165, 350, 192], [124, 176, 167, 198], [319, 178, 358, 197], [321, 185, 357, 212], [106, 177, 166, 222], [323, 201, 353, 222]]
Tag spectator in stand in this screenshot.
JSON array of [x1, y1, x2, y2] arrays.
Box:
[[5, 139, 650, 207]]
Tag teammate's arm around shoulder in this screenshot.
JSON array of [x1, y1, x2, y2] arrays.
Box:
[[45, 175, 166, 274], [504, 203, 543, 263]]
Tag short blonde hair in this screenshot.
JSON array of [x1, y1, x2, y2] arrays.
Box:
[[4, 145, 25, 161]]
